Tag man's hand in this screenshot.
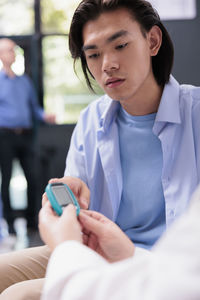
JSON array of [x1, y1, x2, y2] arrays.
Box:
[[39, 202, 82, 252], [79, 210, 135, 263], [43, 176, 90, 209], [44, 113, 56, 124]]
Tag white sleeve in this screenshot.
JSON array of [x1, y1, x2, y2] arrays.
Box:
[[42, 187, 200, 300], [41, 241, 108, 300], [147, 185, 200, 300], [41, 241, 152, 300]]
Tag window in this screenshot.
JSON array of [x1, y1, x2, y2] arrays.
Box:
[[0, 0, 102, 124], [43, 36, 99, 123], [0, 0, 34, 35], [41, 0, 80, 34]]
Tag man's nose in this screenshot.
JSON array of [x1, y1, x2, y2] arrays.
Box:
[[102, 54, 119, 73]]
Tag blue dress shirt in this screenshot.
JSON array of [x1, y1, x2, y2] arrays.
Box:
[[0, 70, 44, 128], [65, 76, 200, 248]]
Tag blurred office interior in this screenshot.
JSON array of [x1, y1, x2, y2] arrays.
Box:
[[0, 0, 200, 252]]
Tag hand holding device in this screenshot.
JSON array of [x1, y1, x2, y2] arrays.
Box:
[[45, 182, 80, 216], [79, 210, 135, 262]]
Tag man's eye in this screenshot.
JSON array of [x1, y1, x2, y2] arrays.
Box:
[[88, 53, 100, 59], [116, 43, 128, 50]]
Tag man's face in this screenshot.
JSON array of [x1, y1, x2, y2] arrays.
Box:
[[0, 40, 16, 67], [82, 9, 158, 106]]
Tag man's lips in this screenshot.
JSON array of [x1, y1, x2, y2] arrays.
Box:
[[105, 78, 125, 88]]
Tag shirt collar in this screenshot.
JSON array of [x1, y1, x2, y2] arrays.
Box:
[[99, 95, 120, 132], [155, 75, 181, 124], [99, 75, 181, 132]]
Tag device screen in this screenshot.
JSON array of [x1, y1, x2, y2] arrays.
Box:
[[52, 185, 73, 207]]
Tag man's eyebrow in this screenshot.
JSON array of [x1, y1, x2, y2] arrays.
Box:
[[82, 44, 97, 52], [82, 30, 129, 52], [107, 30, 129, 43]]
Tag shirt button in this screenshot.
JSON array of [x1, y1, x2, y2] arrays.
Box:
[[169, 209, 175, 217]]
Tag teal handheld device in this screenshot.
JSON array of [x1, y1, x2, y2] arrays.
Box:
[[45, 182, 80, 216]]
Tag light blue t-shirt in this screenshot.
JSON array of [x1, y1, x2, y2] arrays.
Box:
[[116, 107, 166, 249]]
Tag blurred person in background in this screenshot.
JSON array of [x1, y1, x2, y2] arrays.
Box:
[[0, 38, 56, 235]]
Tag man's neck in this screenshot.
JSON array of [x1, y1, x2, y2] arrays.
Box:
[[120, 76, 163, 116], [3, 66, 16, 78]]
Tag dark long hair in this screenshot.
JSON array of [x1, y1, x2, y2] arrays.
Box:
[[69, 0, 174, 91]]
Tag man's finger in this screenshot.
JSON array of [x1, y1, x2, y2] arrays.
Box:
[[62, 204, 77, 220], [79, 211, 106, 237], [42, 193, 48, 206], [87, 232, 98, 251], [81, 210, 109, 223], [64, 177, 90, 209], [39, 201, 57, 224], [48, 178, 59, 184]]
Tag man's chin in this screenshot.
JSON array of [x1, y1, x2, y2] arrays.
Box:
[[106, 92, 127, 103]]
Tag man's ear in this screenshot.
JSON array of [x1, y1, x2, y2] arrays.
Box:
[[148, 25, 162, 56]]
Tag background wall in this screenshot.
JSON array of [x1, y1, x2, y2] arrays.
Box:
[[163, 0, 200, 86]]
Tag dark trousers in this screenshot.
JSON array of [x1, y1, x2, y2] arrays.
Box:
[[0, 129, 37, 229]]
